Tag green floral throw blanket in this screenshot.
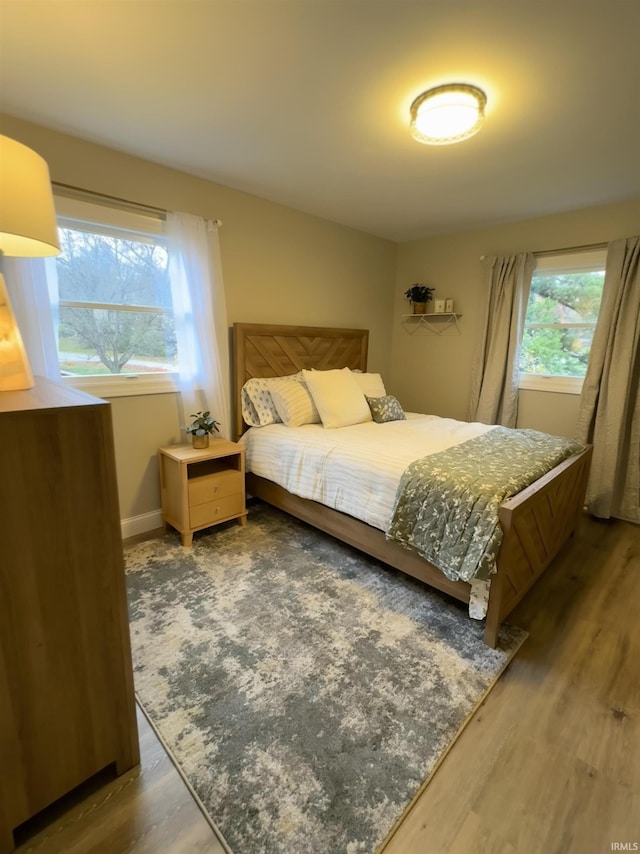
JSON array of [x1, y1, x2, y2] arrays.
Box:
[[387, 427, 584, 583]]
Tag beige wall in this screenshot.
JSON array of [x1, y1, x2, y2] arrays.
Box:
[[1, 114, 396, 523], [391, 198, 640, 437]]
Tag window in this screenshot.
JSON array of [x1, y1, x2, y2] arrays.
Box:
[[49, 196, 178, 397], [519, 248, 606, 394]]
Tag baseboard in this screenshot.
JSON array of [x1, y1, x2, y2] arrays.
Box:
[[121, 509, 164, 540]]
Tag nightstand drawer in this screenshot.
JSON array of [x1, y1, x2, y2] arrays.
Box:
[[188, 470, 243, 507], [190, 493, 245, 528]]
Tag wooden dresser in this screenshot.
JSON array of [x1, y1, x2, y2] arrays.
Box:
[[0, 378, 139, 853]]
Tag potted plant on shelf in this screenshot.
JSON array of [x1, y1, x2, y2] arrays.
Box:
[[185, 411, 221, 449], [404, 284, 435, 315]]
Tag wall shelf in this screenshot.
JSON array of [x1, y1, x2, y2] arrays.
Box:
[[402, 313, 463, 335]]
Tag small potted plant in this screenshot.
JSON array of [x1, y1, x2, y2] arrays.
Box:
[[404, 284, 435, 315], [185, 411, 221, 449]]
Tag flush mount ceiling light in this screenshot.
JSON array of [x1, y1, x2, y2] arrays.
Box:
[[410, 83, 487, 145]]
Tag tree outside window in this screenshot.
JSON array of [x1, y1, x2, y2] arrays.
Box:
[[519, 249, 606, 391], [55, 223, 176, 377]]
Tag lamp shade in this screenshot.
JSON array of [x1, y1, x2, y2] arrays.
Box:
[[0, 135, 60, 257], [410, 84, 486, 146]]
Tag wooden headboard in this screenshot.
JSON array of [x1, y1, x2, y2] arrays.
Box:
[[232, 322, 369, 439]]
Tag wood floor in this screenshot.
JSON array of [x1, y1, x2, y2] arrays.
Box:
[[13, 514, 639, 854]]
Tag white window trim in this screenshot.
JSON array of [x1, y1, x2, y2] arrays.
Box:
[[533, 248, 606, 273], [65, 372, 180, 399], [518, 247, 606, 395], [54, 194, 178, 398], [519, 373, 584, 394]]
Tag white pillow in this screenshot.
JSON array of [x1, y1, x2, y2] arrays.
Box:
[[351, 371, 386, 398], [270, 380, 321, 427], [302, 368, 372, 429]]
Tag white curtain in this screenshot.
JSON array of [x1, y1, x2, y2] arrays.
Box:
[[575, 235, 640, 523], [468, 253, 535, 427], [166, 212, 231, 439], [2, 256, 61, 381]]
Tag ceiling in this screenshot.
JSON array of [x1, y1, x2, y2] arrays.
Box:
[[1, 1, 639, 242]]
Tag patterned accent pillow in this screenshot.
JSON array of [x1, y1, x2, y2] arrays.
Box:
[[366, 395, 406, 423], [241, 374, 303, 427], [240, 387, 262, 427], [270, 380, 321, 427]]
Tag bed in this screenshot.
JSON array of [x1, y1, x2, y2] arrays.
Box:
[[232, 322, 592, 647]]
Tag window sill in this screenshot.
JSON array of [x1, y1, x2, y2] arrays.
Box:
[[519, 374, 584, 395], [62, 373, 179, 399]]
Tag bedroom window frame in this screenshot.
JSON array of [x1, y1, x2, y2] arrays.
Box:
[[49, 195, 180, 398], [518, 248, 607, 395]]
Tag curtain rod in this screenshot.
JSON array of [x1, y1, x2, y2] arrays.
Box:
[[52, 181, 223, 228], [53, 181, 167, 218], [480, 241, 608, 260], [533, 241, 607, 257]]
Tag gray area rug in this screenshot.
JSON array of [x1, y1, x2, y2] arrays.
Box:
[[125, 500, 526, 854]]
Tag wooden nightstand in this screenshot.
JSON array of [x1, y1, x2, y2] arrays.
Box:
[[158, 440, 247, 546]]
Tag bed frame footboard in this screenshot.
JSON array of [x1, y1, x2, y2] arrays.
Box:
[[483, 445, 592, 646]]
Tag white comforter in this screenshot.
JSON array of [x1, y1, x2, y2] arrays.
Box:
[[239, 413, 494, 532]]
